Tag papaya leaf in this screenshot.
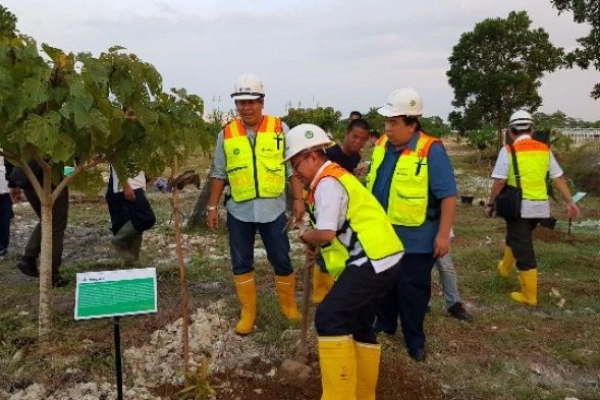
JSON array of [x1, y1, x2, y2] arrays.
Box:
[[51, 134, 76, 163], [22, 111, 61, 155]]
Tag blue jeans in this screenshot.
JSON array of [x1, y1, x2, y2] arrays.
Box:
[[0, 193, 12, 250], [434, 254, 461, 307], [226, 212, 293, 276]]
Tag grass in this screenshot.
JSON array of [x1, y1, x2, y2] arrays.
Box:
[[1, 142, 599, 399]]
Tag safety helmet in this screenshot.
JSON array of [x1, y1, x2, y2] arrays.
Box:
[[508, 110, 533, 131], [284, 124, 332, 162], [230, 73, 265, 100], [377, 88, 423, 117]]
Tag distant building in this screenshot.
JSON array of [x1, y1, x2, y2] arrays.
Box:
[[557, 128, 600, 146], [502, 128, 600, 146]]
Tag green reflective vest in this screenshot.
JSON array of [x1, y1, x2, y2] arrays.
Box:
[[223, 116, 286, 202], [366, 132, 439, 226], [506, 138, 550, 201], [308, 162, 404, 279]]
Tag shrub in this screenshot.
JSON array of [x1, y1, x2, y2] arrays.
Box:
[[560, 141, 600, 196]]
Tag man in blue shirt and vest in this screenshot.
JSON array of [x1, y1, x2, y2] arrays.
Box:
[[367, 88, 457, 362]]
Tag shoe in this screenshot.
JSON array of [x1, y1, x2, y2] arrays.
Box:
[[448, 302, 473, 322], [111, 221, 139, 262], [511, 269, 537, 306], [17, 259, 39, 278], [274, 273, 301, 321], [233, 271, 257, 335], [373, 319, 396, 335], [408, 348, 426, 362], [355, 341, 381, 400], [52, 276, 70, 288], [318, 336, 356, 399]]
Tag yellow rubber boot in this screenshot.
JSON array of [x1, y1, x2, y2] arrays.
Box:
[[355, 342, 381, 400], [233, 271, 257, 335], [275, 273, 301, 320], [510, 269, 538, 306], [312, 265, 334, 304], [497, 246, 516, 278], [318, 335, 357, 400]]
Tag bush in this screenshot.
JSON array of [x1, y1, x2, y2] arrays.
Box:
[[467, 128, 497, 151], [560, 141, 600, 195]]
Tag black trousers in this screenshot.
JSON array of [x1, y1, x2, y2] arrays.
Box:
[[105, 179, 156, 234], [374, 253, 436, 352], [0, 193, 12, 249], [22, 187, 69, 276], [505, 218, 541, 270], [315, 260, 401, 344]]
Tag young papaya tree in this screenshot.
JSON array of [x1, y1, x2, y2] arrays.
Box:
[[146, 88, 207, 370], [0, 6, 170, 337]]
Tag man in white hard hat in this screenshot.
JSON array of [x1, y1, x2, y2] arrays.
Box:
[[206, 73, 305, 335], [285, 123, 403, 400], [487, 110, 579, 306], [366, 88, 458, 362]]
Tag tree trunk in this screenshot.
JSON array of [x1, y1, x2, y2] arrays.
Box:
[[187, 180, 211, 228], [172, 156, 190, 371], [38, 184, 53, 337]]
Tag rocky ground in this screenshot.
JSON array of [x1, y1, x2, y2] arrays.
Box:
[[1, 139, 599, 400]]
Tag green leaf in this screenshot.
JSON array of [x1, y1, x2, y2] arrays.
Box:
[[108, 45, 126, 53], [22, 111, 61, 154], [41, 43, 63, 62], [67, 167, 106, 196], [17, 74, 50, 112], [51, 133, 76, 162]]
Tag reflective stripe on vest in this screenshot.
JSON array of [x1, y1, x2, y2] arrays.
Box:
[[507, 139, 550, 201], [223, 116, 285, 202], [366, 132, 439, 226], [308, 163, 404, 279]]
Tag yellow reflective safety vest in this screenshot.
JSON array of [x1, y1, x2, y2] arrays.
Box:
[[223, 116, 286, 202], [307, 162, 404, 279], [366, 132, 440, 226], [507, 138, 550, 200]]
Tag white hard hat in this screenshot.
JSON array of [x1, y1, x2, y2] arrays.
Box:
[[231, 73, 265, 100], [284, 124, 332, 162], [509, 110, 533, 130], [377, 88, 423, 117]]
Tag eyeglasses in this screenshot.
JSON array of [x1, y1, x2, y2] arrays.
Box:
[[291, 153, 311, 170]]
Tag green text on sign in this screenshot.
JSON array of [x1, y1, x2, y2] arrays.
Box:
[[75, 268, 157, 320]]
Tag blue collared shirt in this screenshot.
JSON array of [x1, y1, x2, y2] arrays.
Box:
[[371, 131, 457, 254], [209, 119, 291, 223]]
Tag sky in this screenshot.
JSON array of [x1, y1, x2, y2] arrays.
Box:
[[3, 0, 599, 121]]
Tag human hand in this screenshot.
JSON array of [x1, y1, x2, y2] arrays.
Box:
[[434, 233, 450, 258], [292, 199, 306, 223], [305, 244, 318, 263], [206, 208, 219, 232], [9, 188, 21, 203], [353, 162, 370, 176], [297, 225, 310, 244], [123, 185, 136, 201], [566, 202, 579, 220]]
